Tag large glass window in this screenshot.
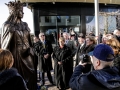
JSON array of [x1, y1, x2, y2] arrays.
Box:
[[40, 16, 57, 44], [39, 16, 80, 44], [45, 16, 51, 22], [86, 16, 95, 35], [86, 15, 117, 35]]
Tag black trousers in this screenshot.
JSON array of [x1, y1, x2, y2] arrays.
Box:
[[41, 71, 53, 85]]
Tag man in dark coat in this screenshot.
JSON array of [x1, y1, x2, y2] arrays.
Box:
[[75, 33, 86, 66], [34, 32, 53, 85], [69, 44, 120, 90]]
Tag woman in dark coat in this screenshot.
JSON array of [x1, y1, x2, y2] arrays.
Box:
[[0, 49, 28, 90], [52, 37, 73, 90]]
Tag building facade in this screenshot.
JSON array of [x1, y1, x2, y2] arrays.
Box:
[[20, 0, 120, 44]]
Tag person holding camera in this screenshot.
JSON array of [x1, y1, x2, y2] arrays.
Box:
[[69, 44, 120, 90]]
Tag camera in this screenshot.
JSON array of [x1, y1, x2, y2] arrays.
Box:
[[79, 54, 92, 73], [79, 54, 91, 63]]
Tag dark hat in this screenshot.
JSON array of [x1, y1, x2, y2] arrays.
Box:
[[88, 44, 114, 61], [78, 33, 85, 38]]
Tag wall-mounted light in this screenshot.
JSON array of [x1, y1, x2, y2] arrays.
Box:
[[52, 1, 55, 4], [52, 0, 56, 4]]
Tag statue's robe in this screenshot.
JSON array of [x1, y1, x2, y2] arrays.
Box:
[[1, 21, 37, 90]]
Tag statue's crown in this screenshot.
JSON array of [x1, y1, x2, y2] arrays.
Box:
[[5, 1, 23, 12]]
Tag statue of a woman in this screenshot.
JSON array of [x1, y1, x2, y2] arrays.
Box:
[[1, 1, 36, 90]]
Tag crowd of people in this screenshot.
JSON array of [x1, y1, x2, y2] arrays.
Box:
[[32, 28, 120, 90], [0, 1, 120, 90]]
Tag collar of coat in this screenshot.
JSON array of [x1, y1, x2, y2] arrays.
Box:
[[87, 67, 120, 89], [0, 68, 20, 86], [55, 44, 70, 51]]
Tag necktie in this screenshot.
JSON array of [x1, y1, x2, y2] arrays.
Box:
[[42, 42, 45, 48]]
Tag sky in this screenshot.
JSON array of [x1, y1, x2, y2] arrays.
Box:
[[0, 0, 34, 34]]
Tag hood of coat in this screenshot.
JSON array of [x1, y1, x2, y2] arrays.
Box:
[[0, 68, 19, 86], [88, 67, 120, 89]]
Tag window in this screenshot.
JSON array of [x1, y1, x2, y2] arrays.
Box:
[[66, 16, 71, 22], [45, 16, 51, 22], [57, 16, 61, 22]]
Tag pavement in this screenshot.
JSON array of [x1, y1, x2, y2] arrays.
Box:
[[37, 70, 72, 90], [37, 58, 73, 90]]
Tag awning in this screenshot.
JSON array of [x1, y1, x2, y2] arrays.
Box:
[[20, 0, 120, 5]]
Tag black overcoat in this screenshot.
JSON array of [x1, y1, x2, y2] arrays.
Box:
[[34, 40, 53, 72], [52, 45, 73, 88], [75, 43, 86, 66]]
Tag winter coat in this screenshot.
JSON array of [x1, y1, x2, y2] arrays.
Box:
[[34, 40, 53, 72], [0, 68, 28, 90], [52, 45, 73, 88], [82, 44, 96, 54], [69, 65, 120, 90], [75, 43, 86, 66]]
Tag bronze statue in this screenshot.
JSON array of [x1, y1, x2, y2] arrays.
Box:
[[1, 1, 36, 90]]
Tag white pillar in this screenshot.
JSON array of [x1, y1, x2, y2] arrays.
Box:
[[94, 0, 99, 44]]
